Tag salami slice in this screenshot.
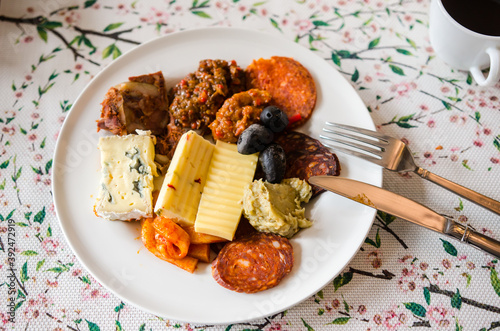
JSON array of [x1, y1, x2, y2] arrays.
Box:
[[212, 232, 293, 293], [274, 131, 341, 197], [246, 56, 316, 129]]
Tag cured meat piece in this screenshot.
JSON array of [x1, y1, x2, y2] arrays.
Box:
[[246, 56, 316, 129], [209, 89, 271, 143], [274, 131, 340, 197], [97, 71, 169, 136], [169, 59, 246, 132], [212, 232, 293, 293]]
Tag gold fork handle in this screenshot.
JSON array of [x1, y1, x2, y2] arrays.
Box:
[[415, 167, 500, 216]]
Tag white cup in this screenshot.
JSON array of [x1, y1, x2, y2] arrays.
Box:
[[429, 0, 500, 87]]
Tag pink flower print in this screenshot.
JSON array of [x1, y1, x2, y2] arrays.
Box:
[[466, 261, 475, 270], [390, 81, 417, 97], [28, 134, 37, 141], [2, 126, 16, 135], [442, 259, 452, 269], [342, 31, 353, 43], [358, 305, 367, 314], [331, 299, 340, 309], [440, 86, 450, 93], [427, 119, 435, 128], [382, 310, 403, 330], [23, 36, 33, 43], [473, 139, 483, 147], [46, 280, 58, 288], [31, 112, 39, 119], [81, 284, 110, 301], [42, 238, 59, 256], [15, 91, 23, 98], [491, 158, 499, 164], [295, 19, 313, 31], [426, 306, 451, 328]]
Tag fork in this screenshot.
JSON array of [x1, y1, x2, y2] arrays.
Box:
[[320, 122, 500, 216]]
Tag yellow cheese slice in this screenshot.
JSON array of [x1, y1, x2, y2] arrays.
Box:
[[194, 140, 258, 240], [154, 131, 214, 227]]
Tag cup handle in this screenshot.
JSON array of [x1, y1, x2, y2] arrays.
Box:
[[470, 47, 500, 87]]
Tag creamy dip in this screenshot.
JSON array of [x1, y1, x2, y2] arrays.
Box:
[[242, 178, 312, 238]]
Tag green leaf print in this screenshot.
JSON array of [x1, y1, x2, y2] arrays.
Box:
[[86, 320, 101, 331], [20, 262, 29, 283], [494, 135, 500, 152], [328, 317, 350, 325], [403, 302, 427, 317], [301, 318, 315, 331], [45, 159, 53, 174], [270, 18, 281, 31], [440, 239, 458, 256], [389, 64, 405, 76], [102, 44, 115, 59], [442, 100, 452, 110], [451, 289, 462, 309], [37, 27, 48, 43], [21, 250, 38, 256], [333, 271, 353, 291], [490, 268, 500, 297], [312, 20, 329, 26], [103, 22, 124, 32], [84, 0, 97, 8], [351, 68, 359, 82], [368, 37, 380, 49], [138, 324, 146, 331], [0, 158, 10, 169], [378, 211, 396, 225], [423, 287, 431, 305], [192, 11, 212, 18], [396, 48, 412, 56], [331, 52, 341, 67], [34, 207, 46, 224]]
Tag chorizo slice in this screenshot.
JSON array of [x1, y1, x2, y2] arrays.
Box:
[[245, 56, 316, 129], [274, 131, 340, 197], [212, 232, 293, 293]]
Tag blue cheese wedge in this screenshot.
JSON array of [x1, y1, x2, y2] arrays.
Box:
[[95, 131, 158, 221]]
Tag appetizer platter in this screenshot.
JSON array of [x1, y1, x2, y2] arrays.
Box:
[[53, 28, 382, 324]]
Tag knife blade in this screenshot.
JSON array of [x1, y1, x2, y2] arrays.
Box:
[[309, 176, 500, 259]]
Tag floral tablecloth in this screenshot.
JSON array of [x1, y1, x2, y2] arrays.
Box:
[[1, 0, 500, 330]]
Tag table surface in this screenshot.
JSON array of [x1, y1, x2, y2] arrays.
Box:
[[1, 0, 499, 330]]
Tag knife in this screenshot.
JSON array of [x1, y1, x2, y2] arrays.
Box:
[[309, 176, 500, 259]]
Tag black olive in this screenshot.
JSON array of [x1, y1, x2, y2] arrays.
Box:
[[237, 124, 274, 155], [259, 143, 286, 184], [260, 106, 289, 133]]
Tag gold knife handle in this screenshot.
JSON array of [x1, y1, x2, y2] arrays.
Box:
[[416, 167, 500, 216], [448, 222, 500, 259]]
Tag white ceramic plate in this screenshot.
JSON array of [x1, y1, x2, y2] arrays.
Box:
[[53, 27, 382, 324]]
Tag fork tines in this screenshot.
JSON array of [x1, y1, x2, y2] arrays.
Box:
[[319, 122, 389, 163]]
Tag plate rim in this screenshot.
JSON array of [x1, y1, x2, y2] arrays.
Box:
[[52, 26, 382, 324]]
